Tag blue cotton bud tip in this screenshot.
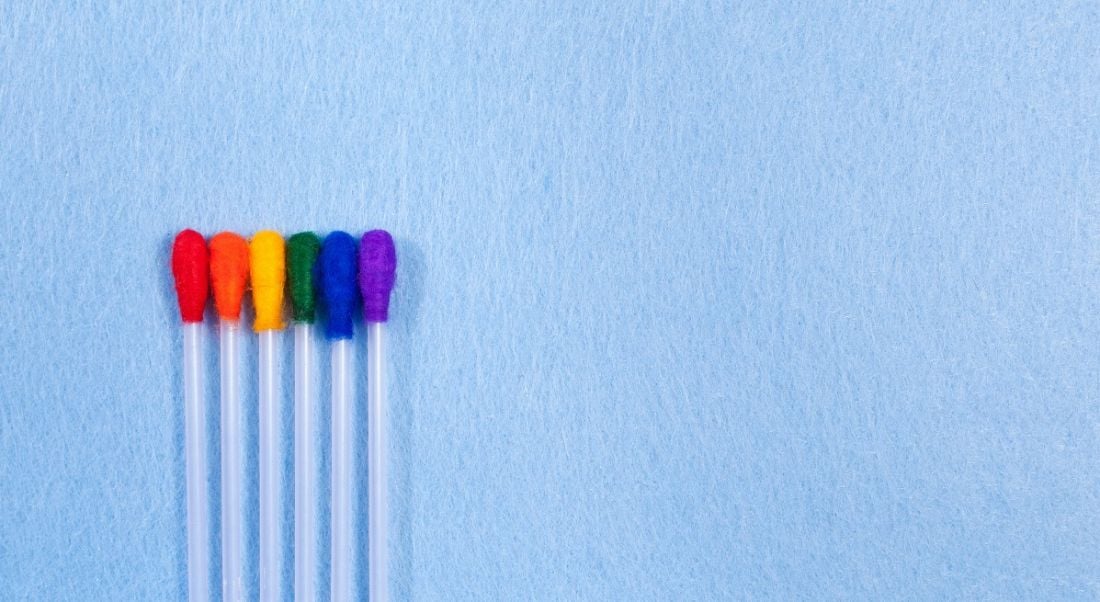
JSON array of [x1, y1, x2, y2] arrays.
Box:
[[358, 230, 396, 323], [318, 231, 359, 339]]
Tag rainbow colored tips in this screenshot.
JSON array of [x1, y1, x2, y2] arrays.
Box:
[[318, 231, 359, 340], [170, 228, 395, 331], [287, 232, 321, 324], [359, 230, 396, 323], [250, 231, 286, 332], [171, 230, 209, 323], [209, 232, 250, 321]]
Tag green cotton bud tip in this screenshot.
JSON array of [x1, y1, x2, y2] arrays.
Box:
[[287, 232, 321, 323]]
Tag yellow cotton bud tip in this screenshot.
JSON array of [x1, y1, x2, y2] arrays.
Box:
[[249, 230, 286, 331]]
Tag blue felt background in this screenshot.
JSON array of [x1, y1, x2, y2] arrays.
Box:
[[2, 2, 1099, 600]]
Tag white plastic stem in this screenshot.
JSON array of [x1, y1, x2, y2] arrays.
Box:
[[331, 338, 353, 602], [219, 319, 244, 602], [258, 329, 281, 602], [183, 323, 210, 602], [367, 322, 389, 602], [293, 323, 317, 602]]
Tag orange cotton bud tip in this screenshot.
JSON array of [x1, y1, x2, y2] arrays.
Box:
[[171, 230, 209, 323], [209, 232, 250, 321], [249, 230, 286, 331]]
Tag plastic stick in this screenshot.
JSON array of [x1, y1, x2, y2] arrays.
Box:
[[258, 329, 281, 601], [331, 338, 353, 602], [293, 323, 317, 601], [367, 321, 389, 602], [220, 319, 244, 602], [183, 322, 210, 602]]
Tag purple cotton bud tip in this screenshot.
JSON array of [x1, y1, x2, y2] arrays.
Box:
[[358, 230, 396, 322]]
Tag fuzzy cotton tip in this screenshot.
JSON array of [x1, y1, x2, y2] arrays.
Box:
[[249, 230, 285, 332], [358, 230, 396, 323], [209, 232, 250, 321], [318, 231, 358, 339], [171, 229, 209, 323], [286, 232, 321, 323]]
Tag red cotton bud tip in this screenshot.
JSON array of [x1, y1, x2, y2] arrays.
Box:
[[171, 229, 210, 323]]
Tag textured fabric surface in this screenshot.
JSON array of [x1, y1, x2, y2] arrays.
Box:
[[1, 2, 1099, 600]]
